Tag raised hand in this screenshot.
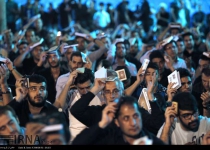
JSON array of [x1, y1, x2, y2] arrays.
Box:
[[136, 66, 145, 84], [0, 64, 9, 85], [98, 102, 117, 129], [83, 56, 92, 70], [37, 52, 47, 66], [167, 82, 177, 101], [201, 92, 210, 107]]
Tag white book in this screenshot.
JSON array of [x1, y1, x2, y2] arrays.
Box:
[[203, 52, 209, 57], [141, 59, 150, 74], [41, 124, 63, 133], [0, 57, 6, 63], [76, 67, 85, 73], [30, 38, 44, 49], [162, 36, 173, 46], [138, 88, 151, 114], [169, 24, 181, 28], [75, 32, 87, 38], [133, 136, 153, 145], [94, 67, 107, 79], [167, 70, 181, 89], [64, 44, 78, 49]]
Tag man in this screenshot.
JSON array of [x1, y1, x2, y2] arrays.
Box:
[[93, 2, 111, 30], [193, 68, 210, 116], [70, 69, 165, 135], [7, 74, 65, 127], [176, 38, 185, 59], [194, 54, 210, 80], [25, 29, 37, 45], [33, 46, 69, 104], [75, 34, 108, 72], [162, 40, 187, 70], [182, 32, 202, 69], [0, 105, 25, 145], [157, 92, 210, 145], [13, 39, 45, 75], [133, 62, 167, 110], [72, 96, 165, 145], [149, 50, 173, 88], [55, 51, 90, 99], [54, 68, 101, 142], [112, 39, 138, 76]]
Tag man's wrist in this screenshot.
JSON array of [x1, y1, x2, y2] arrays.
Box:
[[90, 86, 100, 95]]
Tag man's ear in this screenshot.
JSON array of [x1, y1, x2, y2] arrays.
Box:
[[114, 119, 120, 127]]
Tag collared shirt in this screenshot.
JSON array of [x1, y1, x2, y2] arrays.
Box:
[[8, 99, 60, 127], [56, 72, 70, 99], [64, 89, 101, 142], [112, 59, 137, 76], [165, 57, 187, 70]]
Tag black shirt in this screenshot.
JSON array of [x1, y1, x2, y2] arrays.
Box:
[[8, 99, 60, 127], [70, 92, 165, 135]]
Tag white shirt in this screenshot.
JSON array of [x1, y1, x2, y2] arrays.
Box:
[[165, 57, 187, 70], [93, 10, 110, 28], [56, 72, 70, 99], [68, 90, 101, 142], [157, 116, 210, 145]]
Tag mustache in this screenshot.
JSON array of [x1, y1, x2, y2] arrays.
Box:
[[188, 120, 198, 126], [34, 95, 43, 99]]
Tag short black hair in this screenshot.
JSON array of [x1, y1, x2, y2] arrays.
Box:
[[28, 74, 47, 86], [149, 50, 165, 62], [181, 32, 194, 40], [147, 62, 159, 72], [172, 92, 198, 113], [202, 67, 210, 77], [70, 51, 82, 61], [176, 68, 192, 79], [74, 68, 94, 85], [17, 40, 28, 47], [200, 54, 210, 62], [100, 59, 112, 69], [115, 96, 141, 118]]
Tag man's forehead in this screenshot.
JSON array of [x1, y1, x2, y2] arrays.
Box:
[[72, 56, 82, 61], [181, 76, 191, 82], [105, 81, 118, 89], [29, 82, 46, 86]]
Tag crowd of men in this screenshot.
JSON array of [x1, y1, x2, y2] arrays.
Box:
[[1, 0, 210, 146]]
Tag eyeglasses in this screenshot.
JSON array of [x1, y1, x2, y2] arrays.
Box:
[[180, 111, 199, 120], [104, 89, 120, 96], [28, 86, 46, 92]]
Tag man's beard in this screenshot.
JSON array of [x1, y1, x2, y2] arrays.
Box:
[[179, 117, 200, 132], [27, 95, 46, 108], [49, 61, 60, 68], [117, 54, 125, 59]]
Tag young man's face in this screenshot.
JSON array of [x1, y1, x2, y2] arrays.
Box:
[[201, 73, 210, 91], [18, 44, 28, 54], [31, 45, 44, 61], [198, 59, 210, 72], [116, 43, 126, 59], [28, 82, 48, 107], [178, 76, 192, 93], [0, 111, 21, 140], [144, 68, 159, 85], [76, 37, 87, 52], [151, 58, 165, 74], [176, 41, 185, 55], [47, 52, 60, 68], [165, 42, 178, 60], [178, 109, 199, 132], [183, 35, 194, 50], [115, 103, 142, 138], [69, 56, 83, 71], [26, 31, 36, 44], [76, 80, 93, 96]]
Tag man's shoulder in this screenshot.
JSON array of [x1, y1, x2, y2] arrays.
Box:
[[57, 72, 70, 81]]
